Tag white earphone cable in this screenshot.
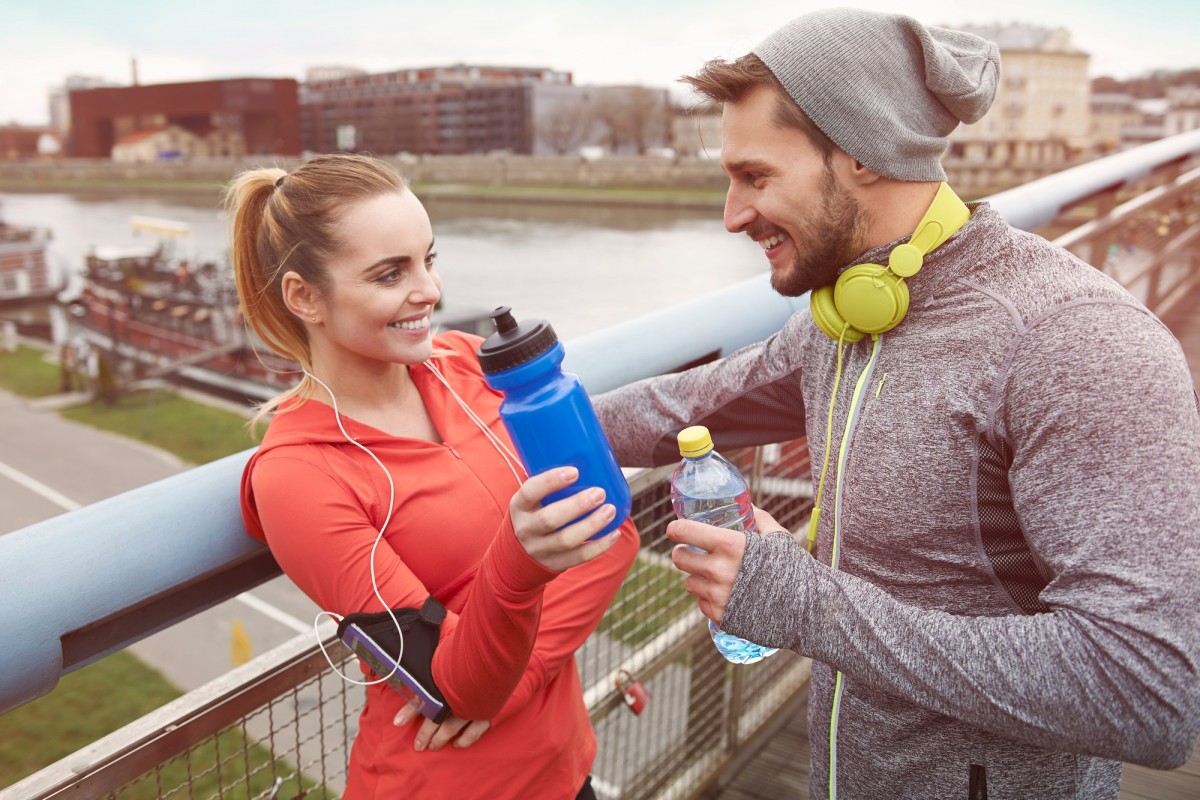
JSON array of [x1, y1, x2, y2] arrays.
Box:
[[305, 370, 405, 688], [424, 359, 526, 486], [304, 358, 525, 690]]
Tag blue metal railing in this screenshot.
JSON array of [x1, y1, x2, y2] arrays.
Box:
[[2, 128, 1199, 718]]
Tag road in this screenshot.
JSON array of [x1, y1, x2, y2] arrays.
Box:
[[0, 385, 322, 693]]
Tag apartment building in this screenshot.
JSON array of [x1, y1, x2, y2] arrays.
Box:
[[299, 64, 568, 155], [948, 23, 1091, 167]]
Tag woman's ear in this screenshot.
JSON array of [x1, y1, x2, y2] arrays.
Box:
[[281, 271, 319, 322]]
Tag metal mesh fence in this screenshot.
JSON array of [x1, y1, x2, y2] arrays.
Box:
[[16, 440, 814, 800]]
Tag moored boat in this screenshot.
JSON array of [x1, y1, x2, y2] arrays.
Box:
[[76, 216, 493, 403], [0, 205, 60, 308]]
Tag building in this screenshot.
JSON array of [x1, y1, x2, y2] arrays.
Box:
[[1090, 93, 1143, 154], [300, 64, 572, 155], [1165, 85, 1200, 137], [671, 106, 722, 159], [948, 24, 1091, 167], [1122, 98, 1170, 149], [68, 78, 300, 158], [111, 124, 248, 162], [48, 75, 123, 135], [0, 125, 54, 160]]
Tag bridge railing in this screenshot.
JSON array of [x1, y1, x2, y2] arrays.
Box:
[[2, 129, 1198, 800]]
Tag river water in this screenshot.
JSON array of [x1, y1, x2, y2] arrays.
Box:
[[0, 189, 764, 342]]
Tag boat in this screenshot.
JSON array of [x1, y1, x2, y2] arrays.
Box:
[[74, 216, 494, 403], [0, 204, 61, 308]]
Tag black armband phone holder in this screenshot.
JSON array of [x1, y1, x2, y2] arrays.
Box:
[[335, 596, 450, 722]]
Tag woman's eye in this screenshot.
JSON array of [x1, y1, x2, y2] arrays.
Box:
[[376, 269, 401, 284], [425, 251, 439, 269]]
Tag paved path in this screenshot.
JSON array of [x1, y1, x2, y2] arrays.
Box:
[[0, 384, 321, 694]]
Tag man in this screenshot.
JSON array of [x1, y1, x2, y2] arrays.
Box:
[[593, 9, 1200, 799]]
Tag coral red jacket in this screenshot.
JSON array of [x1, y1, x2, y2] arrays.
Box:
[[241, 331, 639, 799]]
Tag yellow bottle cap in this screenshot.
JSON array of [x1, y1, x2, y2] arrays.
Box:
[[677, 425, 714, 457]]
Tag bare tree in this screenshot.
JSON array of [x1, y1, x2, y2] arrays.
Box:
[[538, 101, 593, 155], [590, 86, 667, 155]]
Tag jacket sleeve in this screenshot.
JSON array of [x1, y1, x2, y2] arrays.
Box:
[[594, 309, 810, 467], [249, 457, 558, 720], [489, 517, 641, 727], [723, 302, 1200, 769]]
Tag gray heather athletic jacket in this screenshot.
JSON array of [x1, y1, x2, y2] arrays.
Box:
[[593, 203, 1200, 799]]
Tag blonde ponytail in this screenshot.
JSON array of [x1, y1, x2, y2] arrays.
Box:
[[222, 154, 407, 430]]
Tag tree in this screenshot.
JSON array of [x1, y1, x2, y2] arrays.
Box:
[[537, 101, 593, 155], [590, 86, 667, 155]]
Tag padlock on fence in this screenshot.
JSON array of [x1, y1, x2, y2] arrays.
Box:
[[615, 669, 650, 716]]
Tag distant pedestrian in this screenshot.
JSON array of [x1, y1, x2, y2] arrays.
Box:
[[59, 342, 76, 392]]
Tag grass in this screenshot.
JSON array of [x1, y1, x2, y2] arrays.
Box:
[[59, 388, 259, 465], [0, 345, 257, 465], [0, 652, 180, 787], [597, 554, 694, 647], [0, 357, 294, 795], [0, 175, 726, 208], [412, 181, 725, 206], [0, 344, 66, 397], [0, 651, 330, 798]]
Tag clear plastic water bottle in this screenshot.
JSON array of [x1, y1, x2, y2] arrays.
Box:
[[477, 306, 631, 539], [670, 425, 778, 664]]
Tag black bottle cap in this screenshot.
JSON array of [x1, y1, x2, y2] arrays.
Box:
[[477, 306, 559, 374]]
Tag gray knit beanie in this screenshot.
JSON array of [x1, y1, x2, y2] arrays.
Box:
[[753, 8, 1000, 181]]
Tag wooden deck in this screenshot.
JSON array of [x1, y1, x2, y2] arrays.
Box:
[[714, 283, 1200, 800]]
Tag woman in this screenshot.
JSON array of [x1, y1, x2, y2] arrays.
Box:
[[226, 153, 639, 799]]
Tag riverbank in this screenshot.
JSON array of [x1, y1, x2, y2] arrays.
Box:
[[0, 174, 727, 210], [0, 151, 1049, 203], [0, 153, 730, 209]]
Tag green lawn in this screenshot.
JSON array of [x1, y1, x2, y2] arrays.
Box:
[[597, 554, 694, 647], [0, 347, 283, 795], [0, 345, 258, 464], [60, 388, 258, 465], [0, 344, 66, 397], [0, 651, 328, 798]]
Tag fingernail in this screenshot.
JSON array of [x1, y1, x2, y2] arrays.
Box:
[[560, 466, 578, 481], [589, 487, 605, 503], [414, 740, 425, 752], [601, 503, 615, 518]]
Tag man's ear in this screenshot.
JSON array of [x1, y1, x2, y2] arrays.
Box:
[[280, 271, 319, 320], [832, 151, 882, 187]]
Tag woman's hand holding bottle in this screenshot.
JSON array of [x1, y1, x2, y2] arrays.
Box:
[[509, 467, 621, 572]]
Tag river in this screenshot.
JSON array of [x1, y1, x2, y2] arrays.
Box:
[[0, 189, 764, 342]]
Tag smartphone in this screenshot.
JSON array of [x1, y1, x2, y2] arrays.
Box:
[[340, 622, 447, 722]]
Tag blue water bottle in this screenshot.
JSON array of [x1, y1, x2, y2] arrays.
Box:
[[477, 306, 631, 538]]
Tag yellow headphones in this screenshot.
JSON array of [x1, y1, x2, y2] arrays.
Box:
[[809, 182, 970, 343]]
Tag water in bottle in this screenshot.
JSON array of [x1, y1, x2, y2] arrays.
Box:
[[671, 425, 778, 665], [477, 306, 631, 539]]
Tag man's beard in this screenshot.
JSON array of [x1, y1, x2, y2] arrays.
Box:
[[770, 164, 872, 298]]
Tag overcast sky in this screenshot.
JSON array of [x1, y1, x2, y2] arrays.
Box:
[[2, 0, 1197, 126]]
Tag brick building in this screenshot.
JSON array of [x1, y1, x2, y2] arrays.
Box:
[[300, 64, 570, 155], [67, 78, 301, 158]]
